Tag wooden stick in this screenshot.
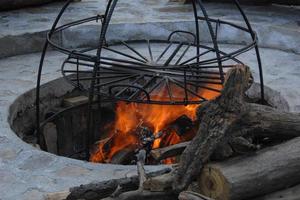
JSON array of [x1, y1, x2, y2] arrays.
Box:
[[66, 168, 171, 200], [179, 191, 213, 200], [151, 141, 190, 161], [106, 150, 147, 200], [136, 150, 147, 189], [103, 150, 177, 200]]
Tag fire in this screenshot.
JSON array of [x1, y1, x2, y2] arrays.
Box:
[[90, 83, 222, 164]]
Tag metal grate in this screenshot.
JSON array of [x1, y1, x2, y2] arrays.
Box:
[[36, 0, 265, 159]]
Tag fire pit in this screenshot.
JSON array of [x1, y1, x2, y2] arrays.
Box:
[[35, 0, 265, 165]]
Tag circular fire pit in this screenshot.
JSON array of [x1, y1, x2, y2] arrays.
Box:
[[1, 0, 299, 199], [36, 0, 266, 164]]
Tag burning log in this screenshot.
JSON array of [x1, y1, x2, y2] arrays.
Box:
[[169, 115, 194, 136], [92, 113, 196, 165], [110, 148, 135, 165], [90, 131, 139, 164]]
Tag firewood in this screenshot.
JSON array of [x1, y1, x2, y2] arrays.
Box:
[[45, 190, 70, 200], [68, 65, 300, 200], [194, 137, 300, 200], [172, 65, 300, 193], [143, 170, 175, 192], [111, 148, 135, 164], [102, 150, 177, 200], [150, 141, 190, 161], [170, 115, 194, 136], [179, 191, 213, 200], [66, 168, 171, 200], [254, 184, 300, 200], [103, 150, 148, 200]]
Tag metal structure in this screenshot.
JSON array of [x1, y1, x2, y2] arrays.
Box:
[[36, 0, 264, 159]]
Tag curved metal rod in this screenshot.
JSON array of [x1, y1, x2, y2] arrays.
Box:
[[108, 84, 151, 102], [168, 30, 197, 44], [35, 0, 73, 145], [232, 0, 265, 102], [86, 0, 117, 158], [195, 0, 224, 82], [191, 0, 200, 64]]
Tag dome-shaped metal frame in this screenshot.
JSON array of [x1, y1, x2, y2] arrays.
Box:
[[36, 0, 264, 158]]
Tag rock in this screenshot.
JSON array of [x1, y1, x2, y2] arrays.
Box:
[[18, 154, 54, 170], [55, 165, 91, 177], [23, 189, 45, 200]]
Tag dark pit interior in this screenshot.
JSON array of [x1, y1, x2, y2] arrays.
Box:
[[39, 101, 116, 160], [8, 77, 115, 160], [9, 76, 291, 165]]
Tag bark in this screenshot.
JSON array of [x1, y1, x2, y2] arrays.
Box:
[[253, 184, 300, 200], [150, 141, 190, 161], [66, 168, 171, 200], [179, 191, 213, 200], [172, 65, 253, 192], [102, 150, 177, 200], [194, 137, 300, 200], [172, 65, 300, 193]]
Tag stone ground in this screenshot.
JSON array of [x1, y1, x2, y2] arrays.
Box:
[[0, 0, 299, 58], [0, 0, 299, 199]]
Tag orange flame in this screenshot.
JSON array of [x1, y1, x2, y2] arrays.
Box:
[[90, 83, 221, 164]]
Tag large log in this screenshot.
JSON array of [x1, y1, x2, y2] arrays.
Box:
[[194, 137, 300, 200], [254, 184, 300, 200], [171, 65, 300, 193]]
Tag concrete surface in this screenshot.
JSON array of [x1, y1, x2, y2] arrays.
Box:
[[0, 0, 299, 58]]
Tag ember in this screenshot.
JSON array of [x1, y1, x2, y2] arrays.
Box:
[[90, 84, 221, 164]]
